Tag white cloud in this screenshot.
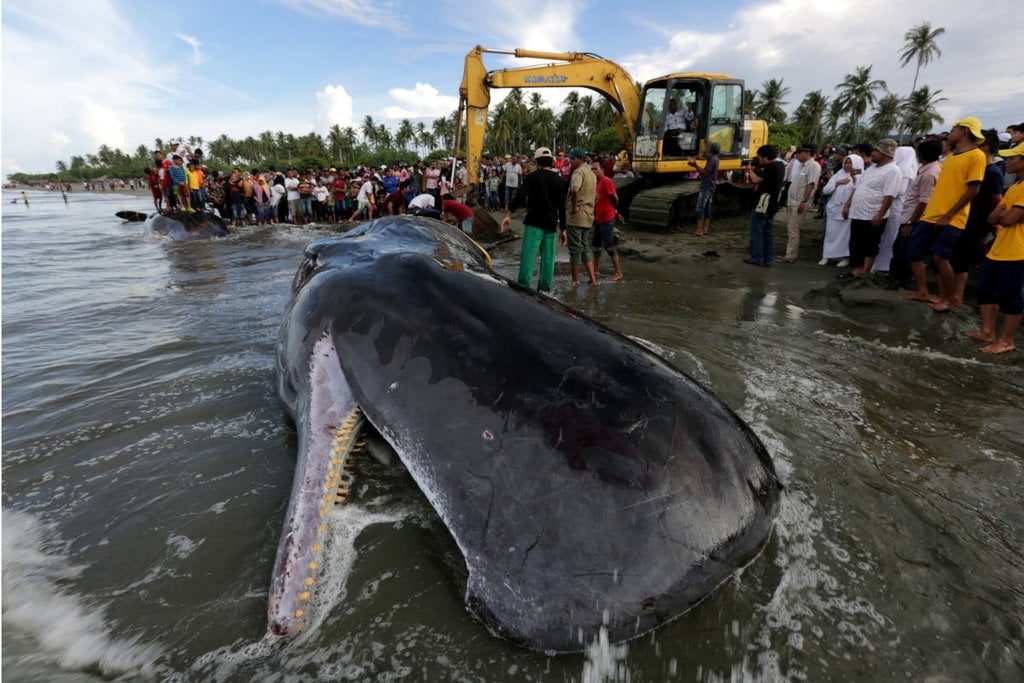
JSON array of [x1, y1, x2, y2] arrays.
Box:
[[51, 131, 72, 154], [281, 0, 409, 30], [315, 85, 355, 132], [440, 0, 585, 55], [175, 33, 205, 66], [382, 83, 458, 119], [619, 0, 1022, 134], [3, 158, 24, 175], [78, 97, 129, 151]]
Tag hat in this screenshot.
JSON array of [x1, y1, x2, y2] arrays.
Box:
[[329, 167, 337, 172], [505, 154, 512, 159], [534, 146, 553, 160], [998, 131, 1011, 143], [953, 117, 985, 142], [796, 143, 816, 154], [874, 138, 898, 157], [568, 146, 587, 159], [998, 141, 1024, 158]]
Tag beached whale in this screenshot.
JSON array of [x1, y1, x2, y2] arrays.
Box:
[[143, 210, 229, 240], [269, 215, 781, 652]]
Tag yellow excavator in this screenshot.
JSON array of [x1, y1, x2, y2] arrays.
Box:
[[456, 46, 769, 230]]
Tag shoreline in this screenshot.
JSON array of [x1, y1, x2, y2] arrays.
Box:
[[9, 184, 1012, 360]]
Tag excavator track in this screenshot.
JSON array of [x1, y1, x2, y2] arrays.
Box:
[[623, 179, 752, 231], [626, 181, 701, 231]]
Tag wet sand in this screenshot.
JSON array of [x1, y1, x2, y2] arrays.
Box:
[[84, 183, 1014, 359], [495, 208, 1019, 362]]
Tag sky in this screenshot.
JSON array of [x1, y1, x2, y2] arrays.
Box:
[[2, 0, 1021, 175]]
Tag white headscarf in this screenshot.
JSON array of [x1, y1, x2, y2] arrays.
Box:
[[823, 154, 864, 197], [893, 146, 918, 197]]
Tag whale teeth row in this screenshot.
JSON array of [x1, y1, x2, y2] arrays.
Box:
[[295, 405, 365, 619]]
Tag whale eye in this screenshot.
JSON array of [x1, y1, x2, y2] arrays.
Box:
[[482, 430, 494, 440]]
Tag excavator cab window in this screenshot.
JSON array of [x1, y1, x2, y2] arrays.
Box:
[[708, 82, 744, 157], [640, 80, 706, 158]]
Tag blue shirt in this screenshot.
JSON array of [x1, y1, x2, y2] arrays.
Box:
[[168, 165, 187, 185]]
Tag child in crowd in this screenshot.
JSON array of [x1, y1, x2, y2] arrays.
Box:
[[168, 155, 192, 212], [486, 169, 500, 210]]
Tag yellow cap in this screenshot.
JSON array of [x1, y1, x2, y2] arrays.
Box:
[[953, 117, 984, 142], [998, 141, 1024, 158]]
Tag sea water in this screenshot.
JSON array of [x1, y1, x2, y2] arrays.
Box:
[[3, 189, 1022, 680]]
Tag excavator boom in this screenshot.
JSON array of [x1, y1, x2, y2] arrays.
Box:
[[458, 46, 641, 187]]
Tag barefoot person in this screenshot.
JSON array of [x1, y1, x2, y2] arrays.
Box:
[[688, 142, 720, 236], [590, 160, 623, 281], [966, 142, 1024, 354], [904, 118, 987, 311]]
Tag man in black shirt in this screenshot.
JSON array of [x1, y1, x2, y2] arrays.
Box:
[[501, 146, 567, 292], [745, 144, 783, 266]]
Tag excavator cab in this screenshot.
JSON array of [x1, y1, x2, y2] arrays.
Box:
[[634, 77, 746, 167]]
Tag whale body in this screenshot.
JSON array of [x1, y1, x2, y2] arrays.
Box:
[[269, 215, 781, 651], [145, 210, 228, 240]]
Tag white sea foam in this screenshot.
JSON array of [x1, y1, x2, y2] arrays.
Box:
[[1, 508, 165, 680]]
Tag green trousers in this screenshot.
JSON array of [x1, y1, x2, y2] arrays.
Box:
[[518, 224, 557, 292]]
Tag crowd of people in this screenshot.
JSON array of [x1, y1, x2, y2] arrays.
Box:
[[139, 123, 1023, 354], [744, 120, 1024, 354]]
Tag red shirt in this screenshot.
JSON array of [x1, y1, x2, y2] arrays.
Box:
[[442, 199, 474, 221], [594, 175, 618, 224]]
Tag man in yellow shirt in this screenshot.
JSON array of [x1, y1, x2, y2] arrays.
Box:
[[966, 142, 1024, 354], [903, 117, 987, 310]]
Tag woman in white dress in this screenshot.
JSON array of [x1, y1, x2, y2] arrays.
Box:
[[872, 146, 918, 272], [819, 154, 864, 266]]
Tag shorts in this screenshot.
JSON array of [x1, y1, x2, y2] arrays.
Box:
[[905, 221, 961, 262], [566, 226, 593, 264], [976, 259, 1024, 315], [696, 189, 714, 220], [591, 220, 618, 255]]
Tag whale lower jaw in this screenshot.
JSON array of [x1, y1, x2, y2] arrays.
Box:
[[267, 333, 361, 636]]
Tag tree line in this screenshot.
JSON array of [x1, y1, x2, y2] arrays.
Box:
[[10, 22, 945, 184]]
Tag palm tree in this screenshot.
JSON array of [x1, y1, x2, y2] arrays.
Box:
[[899, 22, 944, 97], [903, 86, 947, 137], [869, 93, 904, 138], [415, 122, 427, 155], [742, 90, 757, 117], [754, 78, 789, 125], [342, 127, 358, 163], [834, 65, 887, 132], [396, 119, 415, 151], [531, 107, 557, 148], [790, 90, 829, 144], [361, 115, 378, 149], [376, 124, 392, 150]]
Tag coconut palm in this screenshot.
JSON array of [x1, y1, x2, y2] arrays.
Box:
[[361, 115, 378, 149], [903, 86, 947, 138], [899, 22, 945, 97], [834, 65, 887, 132], [396, 119, 415, 151], [790, 90, 829, 144], [742, 90, 757, 117], [754, 79, 790, 125], [869, 93, 904, 138]]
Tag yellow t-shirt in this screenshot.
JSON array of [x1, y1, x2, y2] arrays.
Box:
[[921, 147, 986, 229], [186, 167, 200, 190], [987, 181, 1024, 261]]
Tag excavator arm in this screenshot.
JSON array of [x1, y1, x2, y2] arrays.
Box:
[[457, 46, 641, 188]]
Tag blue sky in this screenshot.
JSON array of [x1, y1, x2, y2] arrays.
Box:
[[2, 0, 1021, 175]]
